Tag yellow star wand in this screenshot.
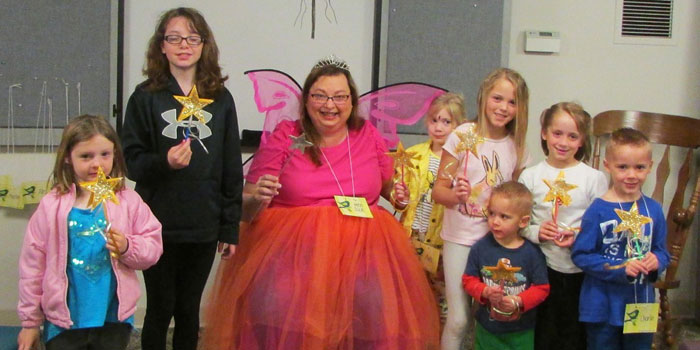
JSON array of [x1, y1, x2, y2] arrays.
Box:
[[454, 124, 484, 214], [484, 258, 521, 284], [542, 171, 577, 227], [614, 202, 652, 259], [173, 85, 214, 153], [79, 166, 122, 259], [604, 201, 653, 270], [387, 141, 419, 184], [173, 85, 213, 123], [454, 124, 484, 175]]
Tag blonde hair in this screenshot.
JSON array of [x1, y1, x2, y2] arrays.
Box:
[[51, 115, 126, 194], [540, 102, 592, 162], [475, 68, 529, 169], [425, 92, 467, 127], [605, 127, 651, 160], [490, 181, 533, 216]]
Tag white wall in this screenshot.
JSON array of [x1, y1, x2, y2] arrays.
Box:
[[507, 0, 700, 316]]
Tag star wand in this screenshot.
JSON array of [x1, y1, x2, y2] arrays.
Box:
[[79, 166, 123, 259], [604, 201, 652, 270], [249, 133, 314, 221], [454, 124, 484, 214], [386, 141, 419, 184], [543, 171, 577, 241]]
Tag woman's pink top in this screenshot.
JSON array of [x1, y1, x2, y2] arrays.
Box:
[[246, 120, 394, 208]]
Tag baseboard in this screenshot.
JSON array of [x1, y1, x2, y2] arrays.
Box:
[[0, 309, 146, 327], [0, 311, 18, 326]]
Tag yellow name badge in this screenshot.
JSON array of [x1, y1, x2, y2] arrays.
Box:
[[623, 303, 659, 334], [412, 238, 441, 275], [334, 196, 373, 218]]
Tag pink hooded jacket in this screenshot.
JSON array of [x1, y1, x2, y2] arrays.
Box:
[[17, 185, 163, 329]]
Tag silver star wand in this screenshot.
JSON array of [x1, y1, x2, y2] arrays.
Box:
[[249, 133, 314, 221]]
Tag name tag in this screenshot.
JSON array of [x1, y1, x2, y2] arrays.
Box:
[[334, 196, 373, 218], [623, 303, 659, 334]]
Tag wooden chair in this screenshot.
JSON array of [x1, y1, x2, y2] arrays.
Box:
[[591, 110, 700, 349]]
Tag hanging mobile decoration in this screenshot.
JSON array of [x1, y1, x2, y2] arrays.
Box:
[[294, 0, 338, 39], [60, 78, 69, 124], [33, 81, 47, 153], [6, 84, 22, 154], [79, 166, 123, 259], [77, 82, 82, 116], [542, 171, 577, 240]]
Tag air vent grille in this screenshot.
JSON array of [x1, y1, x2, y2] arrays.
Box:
[[621, 0, 673, 38]]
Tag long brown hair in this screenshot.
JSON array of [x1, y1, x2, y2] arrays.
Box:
[[143, 7, 227, 97], [540, 101, 592, 162], [475, 68, 529, 169], [300, 63, 363, 166], [51, 115, 127, 194]]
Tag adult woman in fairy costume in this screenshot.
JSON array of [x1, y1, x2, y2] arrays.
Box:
[[202, 57, 440, 349]]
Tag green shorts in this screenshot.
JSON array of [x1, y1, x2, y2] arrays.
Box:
[[474, 322, 534, 350]]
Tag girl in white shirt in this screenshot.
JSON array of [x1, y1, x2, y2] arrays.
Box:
[[518, 102, 608, 350]]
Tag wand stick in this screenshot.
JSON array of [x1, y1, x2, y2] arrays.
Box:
[[458, 153, 469, 214], [102, 206, 120, 259], [249, 134, 313, 222]]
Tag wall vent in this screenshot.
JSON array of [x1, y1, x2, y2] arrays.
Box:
[[621, 0, 672, 38], [615, 0, 677, 45]]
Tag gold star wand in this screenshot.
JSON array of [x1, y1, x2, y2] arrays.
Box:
[[454, 124, 484, 213], [387, 141, 419, 184], [614, 201, 652, 260], [79, 166, 122, 258], [484, 258, 521, 284], [173, 85, 214, 153], [605, 201, 652, 270], [543, 171, 577, 229], [173, 85, 213, 123]]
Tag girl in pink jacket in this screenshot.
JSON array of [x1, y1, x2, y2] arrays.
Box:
[[17, 115, 163, 350]]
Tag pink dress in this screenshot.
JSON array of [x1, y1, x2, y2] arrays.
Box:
[[203, 120, 440, 350]]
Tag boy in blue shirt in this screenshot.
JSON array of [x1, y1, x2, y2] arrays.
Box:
[[463, 182, 550, 349], [572, 128, 670, 350]]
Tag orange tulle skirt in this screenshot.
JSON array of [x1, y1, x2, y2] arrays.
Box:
[[201, 206, 440, 350]]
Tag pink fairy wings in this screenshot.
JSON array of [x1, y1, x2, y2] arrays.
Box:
[[357, 82, 447, 148], [245, 69, 303, 147], [246, 69, 447, 148]]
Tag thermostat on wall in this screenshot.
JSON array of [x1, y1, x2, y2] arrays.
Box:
[[525, 31, 560, 53]]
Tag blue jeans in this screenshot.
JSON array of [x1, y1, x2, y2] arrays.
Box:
[[585, 322, 654, 350]]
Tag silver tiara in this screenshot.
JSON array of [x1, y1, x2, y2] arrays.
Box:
[[313, 55, 349, 71]]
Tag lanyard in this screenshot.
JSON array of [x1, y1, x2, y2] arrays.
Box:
[[319, 131, 355, 198], [618, 195, 652, 303]]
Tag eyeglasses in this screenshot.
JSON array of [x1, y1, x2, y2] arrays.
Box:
[[164, 35, 203, 46], [309, 93, 351, 105]]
